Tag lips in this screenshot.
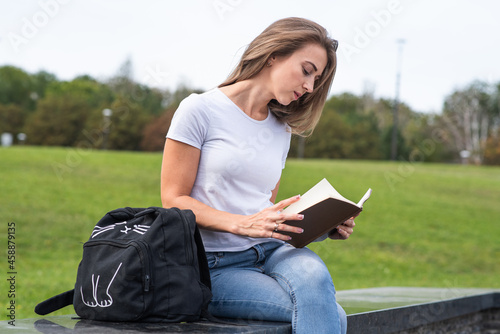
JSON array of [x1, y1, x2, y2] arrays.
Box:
[[294, 91, 302, 100]]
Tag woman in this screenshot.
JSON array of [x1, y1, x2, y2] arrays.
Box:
[[161, 17, 354, 334]]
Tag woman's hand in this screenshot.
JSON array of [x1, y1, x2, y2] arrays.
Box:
[[329, 216, 356, 240], [233, 195, 305, 241]]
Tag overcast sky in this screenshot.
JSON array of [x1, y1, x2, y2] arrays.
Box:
[[1, 0, 499, 114]]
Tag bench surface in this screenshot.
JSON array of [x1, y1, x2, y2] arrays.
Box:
[[2, 287, 499, 333]]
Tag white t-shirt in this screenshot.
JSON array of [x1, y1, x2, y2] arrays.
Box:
[[166, 88, 291, 252]]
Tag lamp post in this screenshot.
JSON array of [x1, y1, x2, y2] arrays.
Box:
[[391, 39, 405, 161], [17, 133, 27, 145], [102, 108, 112, 150]]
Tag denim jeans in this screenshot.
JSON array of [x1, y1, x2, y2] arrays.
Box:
[[206, 242, 347, 334]]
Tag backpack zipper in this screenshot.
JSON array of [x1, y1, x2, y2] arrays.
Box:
[[134, 240, 152, 292]]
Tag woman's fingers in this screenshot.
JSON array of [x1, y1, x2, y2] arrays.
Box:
[[239, 194, 306, 240], [343, 217, 356, 227], [272, 194, 301, 212], [270, 194, 303, 223], [330, 218, 356, 240]]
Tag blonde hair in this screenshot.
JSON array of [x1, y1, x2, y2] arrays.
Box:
[[219, 17, 338, 135]]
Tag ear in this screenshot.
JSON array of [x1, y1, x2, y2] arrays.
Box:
[[266, 55, 277, 67]]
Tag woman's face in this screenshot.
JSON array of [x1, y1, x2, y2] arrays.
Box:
[[268, 43, 328, 106]]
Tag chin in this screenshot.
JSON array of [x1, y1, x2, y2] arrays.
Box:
[[276, 97, 293, 106]]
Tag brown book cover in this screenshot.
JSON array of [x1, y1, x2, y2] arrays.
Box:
[[281, 179, 371, 248]]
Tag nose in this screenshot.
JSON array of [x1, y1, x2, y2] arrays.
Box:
[[303, 77, 315, 93]]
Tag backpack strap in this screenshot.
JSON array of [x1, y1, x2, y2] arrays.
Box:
[[34, 289, 74, 315]]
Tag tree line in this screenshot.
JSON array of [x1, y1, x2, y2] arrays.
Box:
[[1, 63, 499, 165]]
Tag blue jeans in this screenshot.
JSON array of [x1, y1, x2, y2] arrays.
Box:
[[206, 242, 347, 334]]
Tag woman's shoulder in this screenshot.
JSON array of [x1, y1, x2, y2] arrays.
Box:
[[179, 88, 234, 119], [180, 88, 222, 107], [173, 89, 225, 127]]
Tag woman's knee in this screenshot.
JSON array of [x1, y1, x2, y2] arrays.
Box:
[[268, 246, 336, 295], [291, 250, 333, 285]]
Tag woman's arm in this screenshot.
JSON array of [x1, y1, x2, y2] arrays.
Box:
[[160, 139, 228, 230], [161, 139, 304, 240]]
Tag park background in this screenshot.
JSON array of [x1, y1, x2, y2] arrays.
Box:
[[1, 0, 500, 320]]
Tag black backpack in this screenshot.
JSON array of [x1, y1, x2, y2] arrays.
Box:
[[35, 206, 212, 322]]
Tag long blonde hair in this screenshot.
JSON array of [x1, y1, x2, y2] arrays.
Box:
[[219, 17, 338, 135]]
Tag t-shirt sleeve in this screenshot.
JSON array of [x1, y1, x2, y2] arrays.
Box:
[[166, 94, 210, 149]]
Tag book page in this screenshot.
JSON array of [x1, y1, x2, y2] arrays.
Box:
[[357, 188, 372, 208], [282, 178, 355, 214]]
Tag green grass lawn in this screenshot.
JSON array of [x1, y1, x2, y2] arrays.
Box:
[[1, 146, 499, 320]]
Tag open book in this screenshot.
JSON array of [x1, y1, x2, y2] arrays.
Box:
[[281, 178, 372, 248]]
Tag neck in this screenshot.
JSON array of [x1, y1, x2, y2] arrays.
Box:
[[219, 79, 273, 121]]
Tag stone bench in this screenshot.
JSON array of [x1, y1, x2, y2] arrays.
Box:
[[338, 287, 500, 333], [2, 287, 499, 333]]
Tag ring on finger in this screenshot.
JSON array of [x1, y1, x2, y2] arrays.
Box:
[[274, 222, 279, 232]]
